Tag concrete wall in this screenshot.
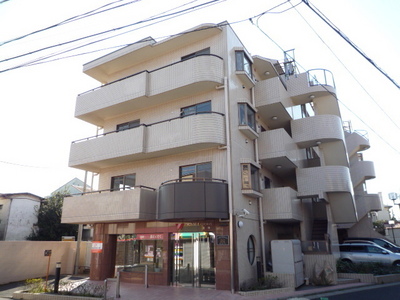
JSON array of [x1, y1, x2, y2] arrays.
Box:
[[0, 241, 90, 285]]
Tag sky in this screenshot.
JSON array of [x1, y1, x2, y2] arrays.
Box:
[[0, 0, 399, 207]]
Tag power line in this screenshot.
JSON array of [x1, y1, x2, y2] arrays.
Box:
[[0, 0, 226, 73], [0, 0, 224, 65], [290, 2, 400, 133], [0, 0, 134, 46], [301, 0, 400, 90]]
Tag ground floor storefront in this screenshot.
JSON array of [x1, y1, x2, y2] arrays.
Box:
[[89, 220, 232, 290]]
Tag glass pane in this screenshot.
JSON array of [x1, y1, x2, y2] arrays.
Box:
[[124, 174, 136, 189], [243, 55, 252, 76], [247, 106, 256, 131], [197, 162, 212, 179], [247, 236, 255, 264], [238, 104, 246, 125], [235, 51, 244, 71], [181, 106, 196, 117], [180, 165, 196, 181], [111, 176, 124, 191], [196, 101, 211, 113], [251, 165, 260, 191]]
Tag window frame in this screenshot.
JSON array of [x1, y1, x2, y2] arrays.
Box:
[[241, 163, 260, 192], [181, 101, 211, 117], [179, 162, 212, 181], [116, 119, 140, 132], [111, 173, 136, 191], [238, 103, 256, 132], [235, 50, 252, 77], [247, 235, 256, 265]]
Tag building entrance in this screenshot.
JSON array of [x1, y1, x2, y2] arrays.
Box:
[[170, 232, 215, 288]]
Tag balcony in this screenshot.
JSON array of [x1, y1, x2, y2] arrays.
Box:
[[355, 193, 382, 219], [254, 77, 292, 131], [258, 129, 299, 175], [287, 69, 336, 105], [292, 114, 345, 148], [350, 160, 376, 188], [75, 55, 224, 126], [158, 179, 229, 220], [296, 166, 357, 224], [69, 112, 226, 172], [262, 187, 302, 222], [61, 186, 157, 224], [345, 130, 370, 157]]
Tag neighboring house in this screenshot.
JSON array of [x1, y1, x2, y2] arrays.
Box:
[[52, 177, 91, 196], [62, 22, 381, 290], [0, 193, 42, 240]]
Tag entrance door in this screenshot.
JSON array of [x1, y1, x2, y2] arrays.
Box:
[[171, 232, 215, 288]]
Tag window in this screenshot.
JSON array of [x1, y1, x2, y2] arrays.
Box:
[[235, 51, 252, 77], [111, 174, 136, 191], [0, 204, 3, 210], [238, 103, 256, 131], [180, 162, 212, 181], [264, 177, 271, 189], [116, 120, 140, 132], [116, 234, 163, 272], [181, 48, 210, 61], [247, 235, 256, 265], [181, 101, 211, 117], [241, 163, 260, 192]]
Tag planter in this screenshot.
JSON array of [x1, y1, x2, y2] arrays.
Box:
[[12, 290, 106, 300], [337, 273, 400, 284], [238, 287, 293, 296]]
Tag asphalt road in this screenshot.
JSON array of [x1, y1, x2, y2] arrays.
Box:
[[309, 282, 400, 300]]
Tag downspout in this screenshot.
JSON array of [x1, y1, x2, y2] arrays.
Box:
[[222, 76, 235, 294], [74, 171, 87, 274], [251, 86, 266, 274]]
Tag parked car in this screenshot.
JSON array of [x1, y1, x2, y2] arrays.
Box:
[[343, 237, 400, 253], [339, 243, 400, 266]]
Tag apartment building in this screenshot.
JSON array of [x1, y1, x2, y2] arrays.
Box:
[[61, 21, 381, 290]]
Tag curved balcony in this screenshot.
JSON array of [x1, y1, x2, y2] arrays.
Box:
[[75, 55, 224, 126], [296, 166, 357, 223], [355, 193, 382, 219], [69, 112, 226, 172], [287, 70, 336, 105], [254, 77, 292, 130], [61, 186, 157, 224], [262, 187, 302, 222], [292, 114, 345, 148], [350, 160, 376, 188], [158, 178, 229, 220], [258, 129, 300, 174], [345, 130, 370, 157]]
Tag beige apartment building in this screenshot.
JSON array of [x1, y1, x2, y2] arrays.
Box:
[[61, 21, 381, 290]]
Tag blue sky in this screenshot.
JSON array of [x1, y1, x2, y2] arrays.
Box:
[[0, 0, 399, 205]]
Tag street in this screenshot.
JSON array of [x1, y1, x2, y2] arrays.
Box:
[[309, 282, 400, 300]]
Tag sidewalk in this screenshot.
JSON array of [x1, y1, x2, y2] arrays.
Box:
[[0, 275, 371, 300]]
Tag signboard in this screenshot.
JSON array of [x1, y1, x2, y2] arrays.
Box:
[[216, 235, 229, 245], [62, 236, 75, 241], [91, 241, 103, 253], [44, 250, 52, 256]]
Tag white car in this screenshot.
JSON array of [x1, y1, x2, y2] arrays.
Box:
[[339, 243, 400, 266]]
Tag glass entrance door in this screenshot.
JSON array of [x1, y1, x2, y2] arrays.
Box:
[[171, 232, 215, 288]]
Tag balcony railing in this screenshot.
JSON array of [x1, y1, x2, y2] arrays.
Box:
[[75, 54, 224, 125], [307, 69, 335, 88], [158, 178, 228, 220], [69, 112, 226, 171], [61, 186, 158, 224]]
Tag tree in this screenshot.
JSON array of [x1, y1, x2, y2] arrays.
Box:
[[26, 191, 78, 241]]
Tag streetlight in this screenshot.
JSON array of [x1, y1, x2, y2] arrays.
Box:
[[388, 193, 398, 244]]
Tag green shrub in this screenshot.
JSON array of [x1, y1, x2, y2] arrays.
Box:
[[240, 275, 282, 291], [25, 278, 51, 293], [337, 260, 400, 275]]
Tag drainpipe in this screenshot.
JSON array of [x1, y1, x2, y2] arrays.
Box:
[[251, 86, 266, 274], [222, 76, 235, 294], [74, 171, 87, 274]]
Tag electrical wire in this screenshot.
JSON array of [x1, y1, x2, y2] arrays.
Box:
[[0, 0, 229, 73], [301, 0, 400, 90], [252, 20, 400, 156], [0, 0, 224, 65], [290, 2, 400, 133], [0, 0, 141, 47]]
